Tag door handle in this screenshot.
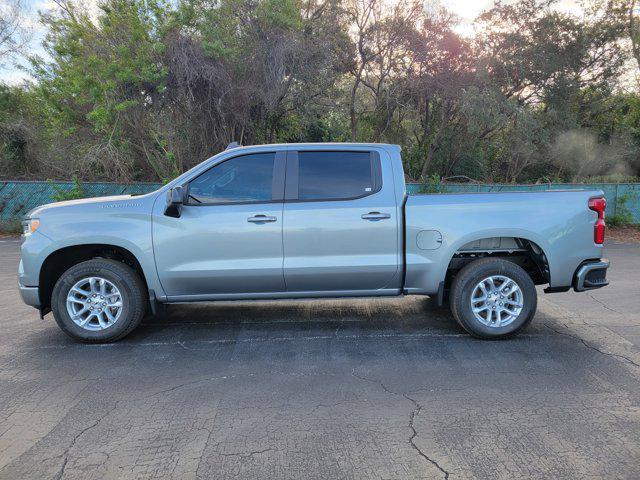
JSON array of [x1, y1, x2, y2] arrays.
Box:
[[247, 215, 277, 223], [361, 212, 391, 221]]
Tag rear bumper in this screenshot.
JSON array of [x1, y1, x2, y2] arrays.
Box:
[[18, 283, 40, 309], [573, 259, 609, 292]]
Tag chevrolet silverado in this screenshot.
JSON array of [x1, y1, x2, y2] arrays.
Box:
[[18, 143, 609, 342]]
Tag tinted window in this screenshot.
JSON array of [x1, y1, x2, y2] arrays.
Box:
[[298, 151, 374, 200], [188, 153, 274, 204]]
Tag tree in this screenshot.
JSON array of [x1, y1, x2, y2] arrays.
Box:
[[26, 0, 353, 180], [0, 0, 31, 66], [31, 0, 171, 180], [344, 0, 422, 141], [0, 0, 637, 182], [165, 0, 351, 158], [476, 0, 625, 105], [615, 0, 640, 70], [403, 9, 474, 180]]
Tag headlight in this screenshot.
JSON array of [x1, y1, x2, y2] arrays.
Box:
[[22, 218, 40, 236]]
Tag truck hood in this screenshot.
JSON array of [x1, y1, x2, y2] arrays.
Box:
[[26, 194, 140, 217]]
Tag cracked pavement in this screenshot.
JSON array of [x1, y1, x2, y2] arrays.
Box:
[[0, 239, 639, 479]]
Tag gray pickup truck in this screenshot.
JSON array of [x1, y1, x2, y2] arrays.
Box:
[[18, 143, 609, 342]]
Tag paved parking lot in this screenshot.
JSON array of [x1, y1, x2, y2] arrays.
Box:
[[0, 239, 639, 479]]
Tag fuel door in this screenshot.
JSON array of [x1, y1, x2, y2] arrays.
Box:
[[416, 230, 443, 250]]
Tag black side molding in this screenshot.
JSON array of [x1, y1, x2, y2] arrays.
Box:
[[148, 289, 158, 316], [436, 281, 445, 307], [543, 286, 570, 294]]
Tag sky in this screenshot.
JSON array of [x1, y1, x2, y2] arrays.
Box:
[[1, 0, 59, 84], [0, 0, 584, 85]]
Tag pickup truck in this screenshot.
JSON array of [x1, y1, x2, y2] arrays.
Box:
[[18, 143, 609, 342]]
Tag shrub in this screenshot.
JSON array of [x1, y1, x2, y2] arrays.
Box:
[[420, 174, 445, 194], [51, 177, 85, 202], [608, 193, 636, 226]]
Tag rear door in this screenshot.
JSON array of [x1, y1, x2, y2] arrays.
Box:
[[282, 149, 400, 293]]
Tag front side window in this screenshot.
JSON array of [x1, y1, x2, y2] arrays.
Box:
[[298, 151, 374, 200], [188, 152, 275, 204]]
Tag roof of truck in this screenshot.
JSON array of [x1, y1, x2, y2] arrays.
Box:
[[225, 142, 400, 151]]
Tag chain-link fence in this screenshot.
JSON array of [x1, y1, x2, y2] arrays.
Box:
[[406, 183, 640, 222], [0, 181, 161, 223], [1, 181, 639, 224]]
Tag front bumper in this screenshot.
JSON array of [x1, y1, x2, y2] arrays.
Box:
[[18, 230, 53, 310], [19, 282, 40, 308], [573, 259, 609, 292]]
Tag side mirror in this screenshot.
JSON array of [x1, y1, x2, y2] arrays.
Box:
[[164, 186, 185, 218]]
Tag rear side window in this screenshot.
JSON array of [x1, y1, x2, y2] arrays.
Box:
[[298, 151, 376, 200], [188, 152, 275, 204]]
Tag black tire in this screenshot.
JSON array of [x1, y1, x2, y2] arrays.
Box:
[[51, 259, 146, 343], [449, 258, 537, 339]]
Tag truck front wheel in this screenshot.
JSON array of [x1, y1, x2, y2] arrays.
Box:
[[51, 259, 146, 343], [449, 258, 537, 339]]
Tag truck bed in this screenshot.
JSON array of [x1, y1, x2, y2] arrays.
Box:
[[403, 190, 604, 295]]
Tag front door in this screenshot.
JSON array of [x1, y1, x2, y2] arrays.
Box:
[[282, 150, 400, 293], [153, 151, 286, 297]]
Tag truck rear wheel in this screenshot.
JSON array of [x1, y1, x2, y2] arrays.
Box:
[[51, 259, 146, 343], [449, 258, 537, 339]]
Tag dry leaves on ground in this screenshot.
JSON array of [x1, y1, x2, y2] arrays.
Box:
[[607, 226, 640, 244]]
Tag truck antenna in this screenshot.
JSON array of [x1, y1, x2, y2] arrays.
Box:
[[226, 141, 241, 150]]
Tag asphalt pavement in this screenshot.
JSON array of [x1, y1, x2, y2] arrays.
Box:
[[0, 238, 639, 479]]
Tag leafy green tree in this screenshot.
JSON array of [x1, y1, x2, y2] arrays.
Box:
[[31, 0, 172, 179]]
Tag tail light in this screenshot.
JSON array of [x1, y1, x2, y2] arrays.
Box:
[[588, 197, 606, 244]]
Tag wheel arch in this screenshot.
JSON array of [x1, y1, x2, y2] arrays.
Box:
[[441, 235, 551, 303], [39, 244, 149, 313]]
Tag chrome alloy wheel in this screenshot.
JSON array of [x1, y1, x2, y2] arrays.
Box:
[[470, 275, 524, 328], [66, 277, 123, 331]]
